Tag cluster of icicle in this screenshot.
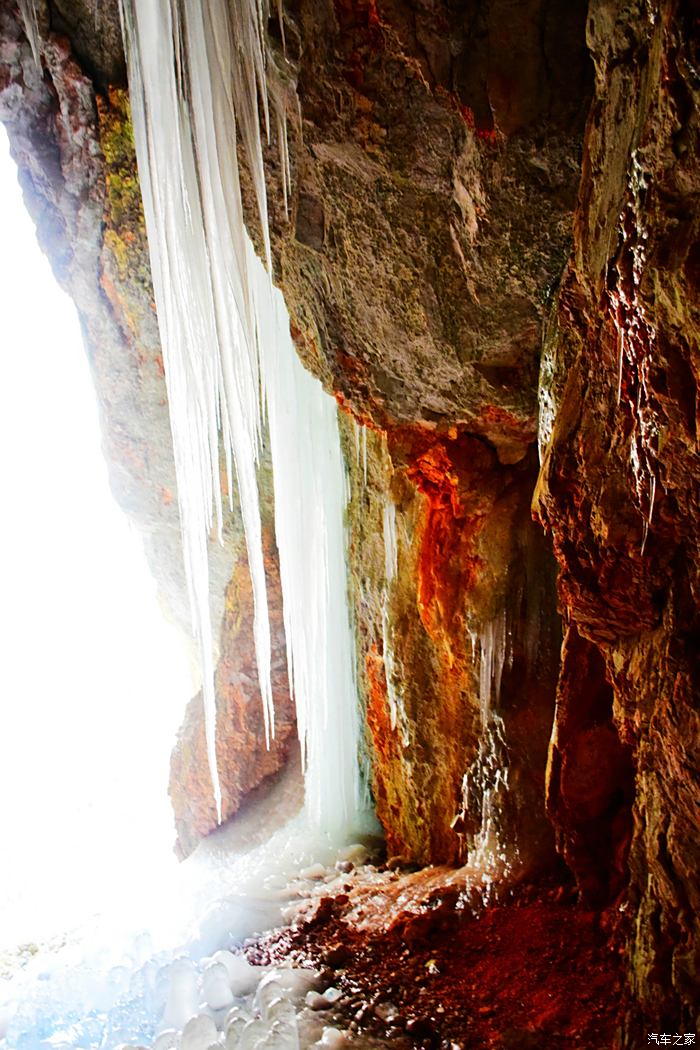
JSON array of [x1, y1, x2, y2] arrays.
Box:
[[460, 611, 512, 898], [120, 0, 361, 832]]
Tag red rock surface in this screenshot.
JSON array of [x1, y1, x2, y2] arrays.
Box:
[[346, 421, 562, 875], [169, 530, 298, 857]]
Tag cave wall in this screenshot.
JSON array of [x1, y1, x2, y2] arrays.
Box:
[[534, 0, 700, 1031], [341, 418, 561, 874], [252, 0, 588, 874]]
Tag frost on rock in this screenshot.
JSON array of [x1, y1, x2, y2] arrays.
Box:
[[120, 0, 364, 831], [380, 498, 409, 747]]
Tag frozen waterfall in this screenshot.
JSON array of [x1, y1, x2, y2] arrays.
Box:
[[120, 0, 363, 831]]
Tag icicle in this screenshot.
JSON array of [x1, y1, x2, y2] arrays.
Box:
[[380, 498, 409, 747], [274, 0, 286, 51], [17, 0, 41, 67], [457, 610, 512, 898], [120, 0, 286, 821], [352, 419, 369, 489], [121, 0, 364, 834], [251, 243, 363, 832], [383, 501, 397, 583], [477, 611, 507, 721], [352, 418, 361, 467]]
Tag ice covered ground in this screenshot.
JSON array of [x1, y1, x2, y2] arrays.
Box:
[[0, 808, 392, 1050]]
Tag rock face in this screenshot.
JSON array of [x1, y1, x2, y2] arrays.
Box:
[[261, 0, 592, 459], [169, 529, 298, 859], [535, 0, 700, 1033], [0, 0, 295, 856], [263, 0, 699, 1029], [343, 420, 561, 874]]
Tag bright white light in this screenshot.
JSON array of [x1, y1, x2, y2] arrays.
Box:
[[0, 126, 193, 951]]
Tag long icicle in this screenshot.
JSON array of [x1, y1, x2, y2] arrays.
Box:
[[121, 0, 364, 831], [251, 242, 362, 830], [120, 0, 275, 822]]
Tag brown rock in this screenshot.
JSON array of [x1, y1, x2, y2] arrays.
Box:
[[534, 0, 700, 1033], [169, 529, 298, 856], [323, 942, 354, 969]]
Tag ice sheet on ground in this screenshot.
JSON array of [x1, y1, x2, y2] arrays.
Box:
[[0, 814, 384, 1050]]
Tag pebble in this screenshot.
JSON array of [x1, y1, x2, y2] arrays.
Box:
[[374, 1000, 399, 1023], [336, 844, 370, 866], [300, 863, 328, 880], [318, 1028, 349, 1047], [323, 943, 353, 969]]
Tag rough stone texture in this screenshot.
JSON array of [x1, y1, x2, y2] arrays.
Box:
[[534, 0, 700, 1034], [546, 625, 635, 906], [258, 0, 593, 461], [0, 2, 295, 855], [343, 419, 561, 874], [253, 0, 579, 879]]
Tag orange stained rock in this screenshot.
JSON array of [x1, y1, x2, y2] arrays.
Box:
[[365, 643, 407, 859]]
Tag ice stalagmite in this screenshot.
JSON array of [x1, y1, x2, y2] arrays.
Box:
[[120, 0, 363, 831]]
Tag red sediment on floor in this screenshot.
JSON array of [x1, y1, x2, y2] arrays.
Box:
[[247, 880, 626, 1049]]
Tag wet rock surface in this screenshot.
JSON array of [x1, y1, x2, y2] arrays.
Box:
[[343, 420, 562, 873], [259, 0, 593, 453], [170, 530, 299, 858]]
